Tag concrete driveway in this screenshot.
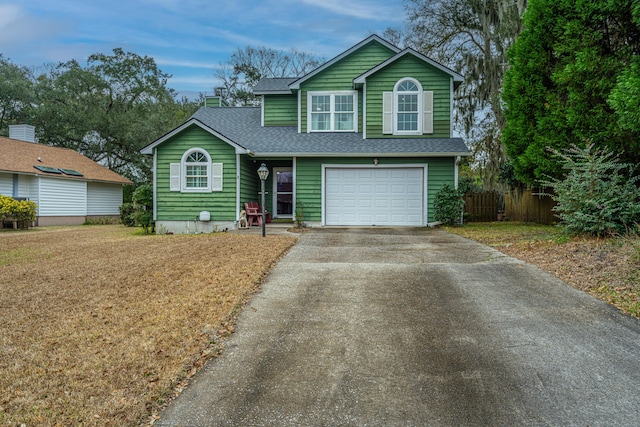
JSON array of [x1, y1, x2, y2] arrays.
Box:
[[156, 227, 640, 426]]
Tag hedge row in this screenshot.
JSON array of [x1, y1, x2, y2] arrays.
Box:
[[0, 195, 37, 223]]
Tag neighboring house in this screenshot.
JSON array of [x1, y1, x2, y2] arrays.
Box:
[[0, 125, 132, 226], [141, 35, 470, 234]]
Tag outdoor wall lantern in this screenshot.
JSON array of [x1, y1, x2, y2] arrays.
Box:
[[257, 163, 270, 237], [373, 158, 379, 165]]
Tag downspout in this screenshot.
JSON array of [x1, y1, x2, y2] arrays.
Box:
[[153, 149, 157, 221], [292, 157, 297, 223], [297, 90, 301, 133], [236, 153, 241, 222], [455, 155, 463, 225], [362, 82, 367, 139], [450, 78, 454, 138]]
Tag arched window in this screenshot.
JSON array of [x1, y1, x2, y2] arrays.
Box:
[[184, 150, 210, 189], [383, 78, 433, 136], [169, 148, 223, 193], [394, 78, 422, 134]]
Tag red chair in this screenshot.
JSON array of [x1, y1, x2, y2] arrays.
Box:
[[244, 202, 271, 226]]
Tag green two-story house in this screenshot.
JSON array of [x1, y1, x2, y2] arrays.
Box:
[[141, 35, 469, 233]]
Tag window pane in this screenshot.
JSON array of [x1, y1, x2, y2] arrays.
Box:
[[186, 176, 208, 188], [335, 95, 353, 112], [335, 113, 354, 131], [397, 113, 418, 131], [311, 113, 330, 130], [186, 165, 207, 176], [311, 95, 330, 112], [186, 164, 208, 188], [398, 94, 418, 112], [186, 152, 207, 162], [277, 193, 293, 215], [276, 171, 293, 192], [398, 80, 418, 92]]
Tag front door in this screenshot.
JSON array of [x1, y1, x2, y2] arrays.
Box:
[[273, 167, 293, 218]]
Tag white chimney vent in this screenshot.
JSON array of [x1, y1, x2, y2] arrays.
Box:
[[9, 124, 36, 143]]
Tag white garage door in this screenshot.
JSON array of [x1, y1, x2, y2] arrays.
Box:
[[325, 167, 424, 226]]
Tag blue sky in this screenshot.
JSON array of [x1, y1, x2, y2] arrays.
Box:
[[0, 0, 407, 99]]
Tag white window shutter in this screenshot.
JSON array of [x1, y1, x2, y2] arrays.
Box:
[[423, 91, 434, 134], [382, 92, 393, 134], [212, 163, 223, 191], [169, 163, 180, 191]]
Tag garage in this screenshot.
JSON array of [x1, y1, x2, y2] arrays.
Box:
[[324, 167, 425, 226]]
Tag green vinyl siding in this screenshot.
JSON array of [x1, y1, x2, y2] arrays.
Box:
[[296, 157, 455, 223], [365, 55, 452, 138], [155, 125, 237, 221], [239, 156, 259, 212], [263, 94, 297, 126], [425, 158, 456, 220], [300, 41, 396, 133]]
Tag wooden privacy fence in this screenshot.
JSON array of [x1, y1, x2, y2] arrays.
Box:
[[504, 189, 556, 225], [464, 191, 499, 222], [463, 189, 557, 224]]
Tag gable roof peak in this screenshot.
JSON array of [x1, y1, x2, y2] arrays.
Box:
[[288, 34, 400, 90], [353, 47, 464, 86]]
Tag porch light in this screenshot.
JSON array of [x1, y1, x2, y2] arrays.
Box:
[[257, 163, 269, 181], [257, 163, 269, 237]]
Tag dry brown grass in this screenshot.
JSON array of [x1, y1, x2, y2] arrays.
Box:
[[0, 225, 296, 426], [446, 222, 640, 318]]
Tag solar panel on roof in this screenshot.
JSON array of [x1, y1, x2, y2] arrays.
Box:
[[34, 165, 62, 174], [58, 168, 83, 177]]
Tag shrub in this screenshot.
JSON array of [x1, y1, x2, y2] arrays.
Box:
[[120, 184, 153, 231], [132, 184, 153, 234], [0, 195, 37, 228], [539, 143, 640, 236], [294, 200, 306, 228], [433, 184, 465, 226], [119, 202, 137, 227]]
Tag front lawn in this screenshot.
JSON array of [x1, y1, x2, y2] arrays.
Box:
[[446, 222, 640, 318], [0, 225, 296, 426]]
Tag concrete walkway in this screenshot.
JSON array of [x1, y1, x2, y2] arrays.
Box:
[[156, 227, 640, 426]]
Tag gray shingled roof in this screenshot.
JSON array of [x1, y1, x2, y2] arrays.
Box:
[[252, 78, 298, 94], [191, 107, 470, 156]]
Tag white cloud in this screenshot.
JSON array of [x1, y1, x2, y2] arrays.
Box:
[[0, 3, 21, 28], [155, 57, 218, 69], [0, 3, 67, 52], [168, 75, 215, 85], [298, 0, 403, 21]]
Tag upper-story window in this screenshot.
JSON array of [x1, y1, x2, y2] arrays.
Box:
[[396, 80, 420, 133], [308, 91, 357, 132], [169, 148, 223, 193], [383, 78, 433, 136]]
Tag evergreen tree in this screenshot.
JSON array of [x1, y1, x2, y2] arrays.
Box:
[[502, 0, 640, 185]]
